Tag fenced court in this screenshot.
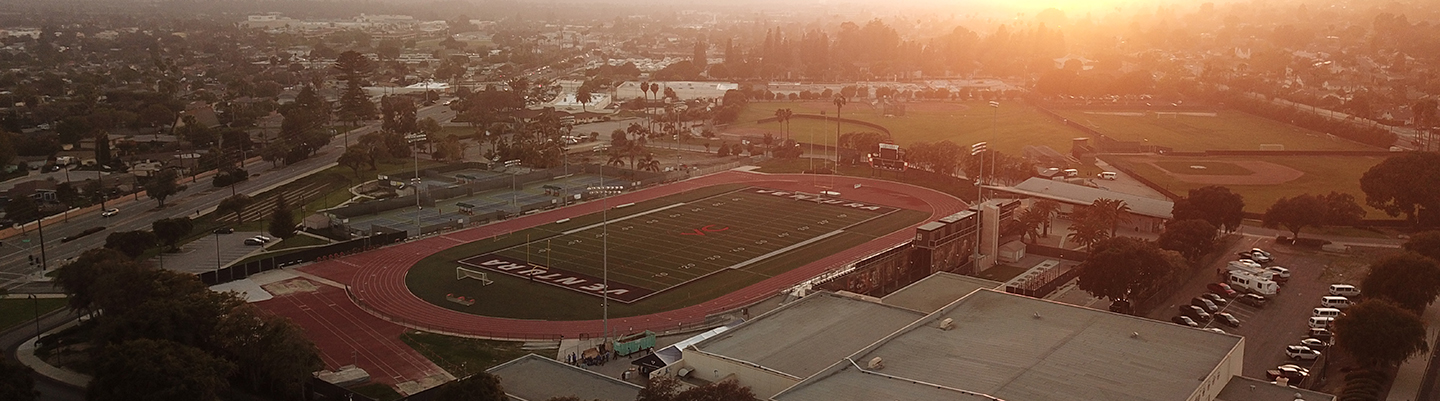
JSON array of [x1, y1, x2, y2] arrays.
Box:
[[455, 187, 899, 303]]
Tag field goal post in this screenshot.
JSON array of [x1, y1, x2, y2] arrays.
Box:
[[456, 266, 494, 286]]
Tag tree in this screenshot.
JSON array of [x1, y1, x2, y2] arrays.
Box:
[[0, 131, 16, 168], [53, 248, 132, 313], [4, 195, 38, 226], [717, 142, 731, 157], [1090, 198, 1131, 237], [0, 356, 36, 401], [1076, 237, 1185, 301], [1065, 207, 1110, 250], [87, 339, 234, 401], [576, 88, 592, 112], [211, 304, 323, 399], [1360, 152, 1440, 226], [1262, 192, 1365, 238], [94, 131, 111, 166], [1171, 186, 1245, 232], [1361, 252, 1440, 312], [434, 372, 506, 401], [144, 168, 180, 207], [152, 217, 194, 252], [1334, 300, 1429, 368], [338, 147, 369, 178], [104, 230, 158, 259], [269, 196, 296, 239], [217, 194, 252, 225], [1403, 231, 1440, 262], [1157, 219, 1219, 261], [333, 51, 378, 127]]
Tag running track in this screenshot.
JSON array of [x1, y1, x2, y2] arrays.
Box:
[[299, 171, 969, 339]]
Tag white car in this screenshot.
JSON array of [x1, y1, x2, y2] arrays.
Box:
[[1286, 345, 1322, 360], [1266, 266, 1291, 279], [101, 208, 120, 217], [252, 235, 273, 243]]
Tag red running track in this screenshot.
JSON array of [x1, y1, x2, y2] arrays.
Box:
[[300, 171, 970, 339], [255, 281, 446, 386]]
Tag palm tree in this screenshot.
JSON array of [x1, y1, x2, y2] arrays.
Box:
[[1090, 198, 1132, 237], [1066, 207, 1111, 250], [576, 88, 592, 112], [1032, 199, 1061, 237]]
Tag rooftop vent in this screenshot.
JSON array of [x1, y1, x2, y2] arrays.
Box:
[[1130, 332, 1140, 339], [1032, 312, 1042, 319], [939, 318, 955, 331], [867, 357, 884, 370]]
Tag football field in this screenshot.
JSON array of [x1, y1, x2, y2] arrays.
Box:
[[457, 187, 898, 303]]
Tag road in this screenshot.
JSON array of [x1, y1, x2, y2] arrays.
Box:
[[1, 104, 455, 293]]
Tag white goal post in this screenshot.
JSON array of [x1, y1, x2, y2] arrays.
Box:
[[456, 266, 494, 286]]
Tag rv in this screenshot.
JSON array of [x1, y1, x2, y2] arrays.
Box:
[[1227, 261, 1279, 282], [1228, 271, 1279, 296]]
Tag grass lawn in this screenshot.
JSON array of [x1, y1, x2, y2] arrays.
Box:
[[406, 183, 928, 320], [1053, 109, 1378, 151], [732, 100, 1087, 155], [0, 298, 67, 332], [1107, 155, 1391, 218], [975, 264, 1029, 283], [400, 331, 528, 378]]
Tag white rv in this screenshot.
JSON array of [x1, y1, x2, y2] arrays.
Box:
[[1228, 271, 1279, 296], [1227, 261, 1279, 282]]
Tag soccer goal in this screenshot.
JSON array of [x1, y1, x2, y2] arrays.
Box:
[[456, 266, 494, 286]]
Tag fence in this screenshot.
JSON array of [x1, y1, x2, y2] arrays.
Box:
[[198, 231, 408, 286]]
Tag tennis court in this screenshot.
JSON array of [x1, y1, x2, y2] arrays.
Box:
[[456, 187, 899, 303]]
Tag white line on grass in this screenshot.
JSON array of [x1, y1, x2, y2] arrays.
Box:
[[726, 230, 847, 270], [561, 202, 688, 234]]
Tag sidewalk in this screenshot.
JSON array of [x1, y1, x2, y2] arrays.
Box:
[[15, 315, 92, 388], [1387, 300, 1440, 401]]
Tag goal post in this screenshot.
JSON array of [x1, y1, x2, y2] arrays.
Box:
[[456, 266, 494, 286]]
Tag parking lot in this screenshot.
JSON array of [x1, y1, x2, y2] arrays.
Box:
[[1144, 235, 1355, 388], [152, 231, 277, 274]]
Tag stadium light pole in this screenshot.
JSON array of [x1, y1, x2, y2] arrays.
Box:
[[833, 95, 847, 192], [989, 101, 999, 188], [601, 163, 609, 343]]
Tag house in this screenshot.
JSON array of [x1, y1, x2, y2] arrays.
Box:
[[6, 179, 57, 202]]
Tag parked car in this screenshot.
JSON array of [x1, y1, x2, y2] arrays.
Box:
[[1172, 315, 1199, 327], [213, 227, 235, 234], [1206, 328, 1227, 334], [1215, 312, 1240, 328], [1309, 328, 1334, 341], [1201, 293, 1229, 306], [1181, 305, 1211, 322], [1286, 345, 1321, 360], [1266, 364, 1310, 383], [1191, 297, 1220, 313], [1266, 266, 1291, 279], [1241, 248, 1273, 263], [1308, 316, 1335, 329], [1321, 296, 1352, 309], [1207, 282, 1237, 297], [1299, 338, 1330, 350], [251, 235, 272, 243], [101, 208, 120, 217], [1108, 299, 1133, 314], [1237, 293, 1268, 308], [244, 238, 265, 246]]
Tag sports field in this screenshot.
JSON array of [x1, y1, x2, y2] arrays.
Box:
[[406, 183, 928, 320], [1105, 155, 1390, 218], [458, 188, 897, 303], [729, 100, 1085, 155], [1052, 109, 1378, 151]]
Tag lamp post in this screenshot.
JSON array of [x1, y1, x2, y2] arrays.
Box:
[[989, 101, 999, 186], [214, 229, 223, 279]]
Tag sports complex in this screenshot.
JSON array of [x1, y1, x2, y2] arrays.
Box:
[[297, 170, 965, 339]]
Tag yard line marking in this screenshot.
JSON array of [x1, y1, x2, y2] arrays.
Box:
[[727, 230, 846, 270], [561, 202, 688, 234]]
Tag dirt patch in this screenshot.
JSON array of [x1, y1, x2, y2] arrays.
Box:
[[262, 278, 319, 296], [1152, 161, 1256, 176], [1136, 157, 1304, 185]]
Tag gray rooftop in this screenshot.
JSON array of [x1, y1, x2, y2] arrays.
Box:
[[1217, 376, 1335, 401], [995, 178, 1174, 219], [694, 292, 924, 379], [880, 272, 1002, 313], [776, 289, 1243, 401], [486, 354, 642, 401]]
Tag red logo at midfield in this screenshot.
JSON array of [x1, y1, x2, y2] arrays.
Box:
[[680, 225, 730, 236]]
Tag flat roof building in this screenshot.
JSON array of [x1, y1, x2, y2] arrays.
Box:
[[879, 272, 1002, 313], [486, 354, 642, 401]]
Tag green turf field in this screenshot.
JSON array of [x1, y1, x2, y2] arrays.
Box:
[[730, 100, 1086, 155], [406, 184, 928, 320], [1053, 109, 1378, 151], [0, 297, 67, 333], [1106, 155, 1390, 218]]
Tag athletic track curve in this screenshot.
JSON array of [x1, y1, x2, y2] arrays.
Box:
[[298, 170, 970, 340]]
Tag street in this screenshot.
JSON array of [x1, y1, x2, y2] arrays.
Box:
[[0, 104, 454, 293]]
